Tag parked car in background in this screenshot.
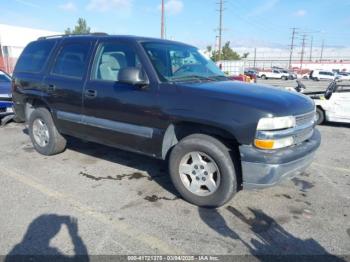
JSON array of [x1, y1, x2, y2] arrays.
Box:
[[280, 69, 297, 80], [244, 69, 257, 83], [305, 81, 350, 124], [12, 34, 320, 207], [0, 70, 13, 113], [258, 69, 289, 80], [310, 70, 336, 81], [336, 72, 350, 81]]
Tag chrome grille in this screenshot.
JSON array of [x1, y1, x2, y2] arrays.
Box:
[[293, 111, 316, 144], [296, 111, 316, 126], [294, 127, 314, 144]]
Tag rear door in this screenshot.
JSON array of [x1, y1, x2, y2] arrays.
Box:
[[43, 39, 94, 137], [82, 39, 161, 155]]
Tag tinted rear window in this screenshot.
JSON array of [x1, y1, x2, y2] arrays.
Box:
[[15, 41, 55, 73], [51, 43, 91, 79]]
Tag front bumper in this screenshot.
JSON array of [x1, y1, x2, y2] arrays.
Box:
[[240, 128, 321, 189]]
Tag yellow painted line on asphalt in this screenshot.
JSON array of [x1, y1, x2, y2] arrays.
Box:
[[312, 163, 350, 174], [0, 166, 182, 254]]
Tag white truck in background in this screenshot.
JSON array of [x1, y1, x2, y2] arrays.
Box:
[[258, 69, 290, 80]]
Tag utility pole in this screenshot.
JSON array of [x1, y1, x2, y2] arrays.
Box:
[[320, 40, 325, 62], [161, 0, 165, 39], [300, 34, 307, 70], [217, 0, 225, 61], [309, 36, 313, 61], [288, 28, 297, 69]]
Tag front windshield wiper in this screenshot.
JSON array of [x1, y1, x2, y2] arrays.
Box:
[[169, 74, 228, 83], [207, 75, 229, 81], [170, 75, 214, 82]]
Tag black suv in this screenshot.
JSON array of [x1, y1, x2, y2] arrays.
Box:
[[12, 34, 321, 207]]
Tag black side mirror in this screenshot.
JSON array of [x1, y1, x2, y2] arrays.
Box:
[[118, 67, 149, 87]]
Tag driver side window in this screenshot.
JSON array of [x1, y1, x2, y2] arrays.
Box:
[[92, 43, 142, 82]]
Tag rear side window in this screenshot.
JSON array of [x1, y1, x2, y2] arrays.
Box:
[[52, 43, 91, 79], [15, 41, 55, 73]]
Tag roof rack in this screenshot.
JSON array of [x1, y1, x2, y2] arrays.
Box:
[[38, 32, 108, 40]]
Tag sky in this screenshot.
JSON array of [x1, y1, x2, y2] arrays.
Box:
[[1, 0, 350, 49]]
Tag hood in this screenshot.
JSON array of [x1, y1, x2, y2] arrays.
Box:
[[177, 80, 315, 116]]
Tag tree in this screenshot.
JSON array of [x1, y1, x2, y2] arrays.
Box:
[[211, 41, 241, 61], [206, 45, 212, 53], [65, 18, 91, 35]]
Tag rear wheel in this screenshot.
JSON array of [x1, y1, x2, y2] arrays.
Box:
[[282, 76, 288, 80], [169, 134, 237, 207], [29, 107, 66, 155], [315, 107, 325, 125], [261, 75, 267, 80]]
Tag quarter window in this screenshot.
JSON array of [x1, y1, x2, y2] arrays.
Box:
[[52, 43, 91, 79], [15, 41, 55, 73], [92, 43, 142, 81]]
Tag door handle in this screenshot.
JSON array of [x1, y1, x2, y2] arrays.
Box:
[[85, 89, 97, 98], [47, 84, 56, 92]]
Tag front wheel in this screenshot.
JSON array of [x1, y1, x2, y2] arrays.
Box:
[[169, 134, 237, 207], [29, 107, 67, 155]]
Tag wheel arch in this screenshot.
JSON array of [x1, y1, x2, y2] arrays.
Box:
[[161, 121, 242, 189], [25, 98, 52, 122]]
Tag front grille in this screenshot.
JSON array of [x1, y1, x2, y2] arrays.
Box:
[[296, 111, 315, 126], [293, 111, 316, 144], [294, 127, 314, 144]]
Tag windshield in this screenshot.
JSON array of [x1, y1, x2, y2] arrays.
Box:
[[142, 42, 227, 83]]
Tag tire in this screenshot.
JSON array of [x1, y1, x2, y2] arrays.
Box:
[[282, 76, 288, 80], [28, 107, 66, 155], [315, 107, 325, 125], [169, 134, 237, 207], [261, 75, 267, 80]]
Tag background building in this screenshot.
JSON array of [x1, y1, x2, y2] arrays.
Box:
[[0, 24, 60, 74]]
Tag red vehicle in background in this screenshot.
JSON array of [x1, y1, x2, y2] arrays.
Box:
[[228, 69, 257, 83]]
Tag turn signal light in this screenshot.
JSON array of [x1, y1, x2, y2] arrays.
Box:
[[254, 139, 275, 149], [254, 136, 294, 150]]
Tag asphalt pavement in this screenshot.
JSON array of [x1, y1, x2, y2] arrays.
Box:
[[0, 116, 349, 261]]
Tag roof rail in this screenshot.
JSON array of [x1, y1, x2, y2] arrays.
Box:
[[37, 32, 108, 40]]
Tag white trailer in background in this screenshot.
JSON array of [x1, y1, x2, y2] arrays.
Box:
[[216, 60, 245, 76], [0, 24, 60, 74]]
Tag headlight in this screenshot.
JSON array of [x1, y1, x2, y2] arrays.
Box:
[[257, 116, 296, 131], [254, 137, 294, 150]]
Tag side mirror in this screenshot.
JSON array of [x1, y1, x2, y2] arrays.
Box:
[[118, 67, 149, 87]]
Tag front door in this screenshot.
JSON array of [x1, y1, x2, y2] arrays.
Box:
[[82, 40, 161, 156]]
